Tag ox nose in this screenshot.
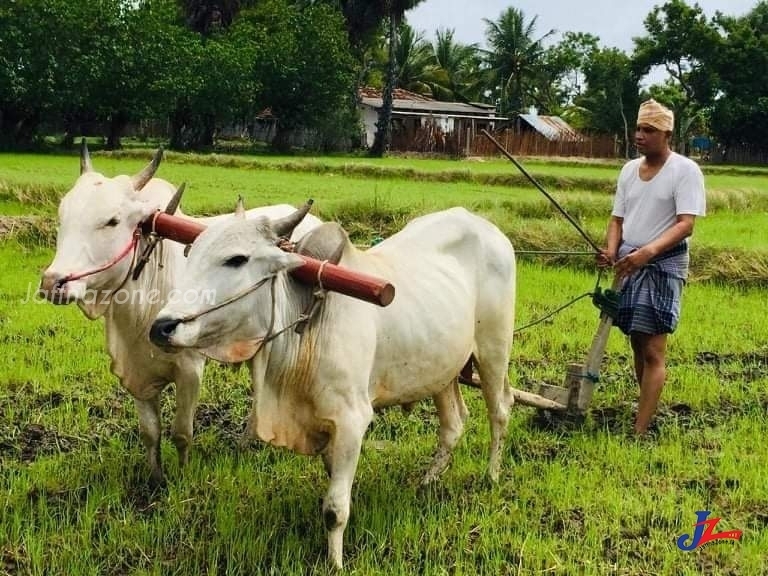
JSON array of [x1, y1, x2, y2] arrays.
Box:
[[149, 317, 182, 346], [39, 272, 68, 303]]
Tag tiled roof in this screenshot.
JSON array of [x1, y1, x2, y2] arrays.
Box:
[[358, 87, 433, 101]]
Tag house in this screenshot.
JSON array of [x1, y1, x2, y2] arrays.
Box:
[[515, 107, 582, 141], [359, 87, 506, 148]]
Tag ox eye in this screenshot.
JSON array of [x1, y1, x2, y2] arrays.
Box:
[[224, 255, 249, 268], [104, 217, 120, 228]]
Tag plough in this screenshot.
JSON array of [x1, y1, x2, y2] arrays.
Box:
[[460, 278, 618, 415], [456, 130, 622, 417]]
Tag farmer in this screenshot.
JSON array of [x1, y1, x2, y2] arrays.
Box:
[[597, 98, 706, 435]]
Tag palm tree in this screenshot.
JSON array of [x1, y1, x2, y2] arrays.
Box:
[[483, 7, 555, 116], [370, 0, 425, 157], [430, 28, 482, 102], [394, 23, 436, 95]]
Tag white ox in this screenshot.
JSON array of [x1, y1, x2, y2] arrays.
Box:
[[39, 142, 321, 486], [149, 206, 516, 568]]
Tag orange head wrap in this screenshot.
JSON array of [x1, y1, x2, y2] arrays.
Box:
[[637, 99, 674, 132]]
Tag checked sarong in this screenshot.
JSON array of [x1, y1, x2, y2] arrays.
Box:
[[615, 241, 689, 335]]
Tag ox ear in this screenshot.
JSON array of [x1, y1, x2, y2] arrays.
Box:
[[270, 199, 314, 238], [128, 199, 162, 225], [139, 200, 160, 221], [235, 195, 246, 219], [268, 250, 304, 274], [80, 139, 93, 174], [131, 148, 163, 191]]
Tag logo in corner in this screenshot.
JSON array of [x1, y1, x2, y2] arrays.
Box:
[[677, 510, 743, 551]]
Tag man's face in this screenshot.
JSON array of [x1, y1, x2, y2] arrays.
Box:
[[635, 123, 670, 156]]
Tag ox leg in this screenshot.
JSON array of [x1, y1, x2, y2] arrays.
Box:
[[134, 395, 164, 487], [422, 379, 469, 485], [322, 410, 372, 570], [475, 362, 514, 482], [171, 367, 202, 469]]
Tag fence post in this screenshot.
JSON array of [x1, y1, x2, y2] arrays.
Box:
[[466, 127, 471, 156]]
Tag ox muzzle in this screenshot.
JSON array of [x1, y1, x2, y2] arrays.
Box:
[[38, 272, 77, 304], [149, 317, 182, 348]]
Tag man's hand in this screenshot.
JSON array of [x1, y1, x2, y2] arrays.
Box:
[[596, 248, 615, 268], [614, 247, 652, 279]]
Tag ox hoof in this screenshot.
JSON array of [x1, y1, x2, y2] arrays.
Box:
[[148, 473, 168, 492], [421, 450, 451, 485]]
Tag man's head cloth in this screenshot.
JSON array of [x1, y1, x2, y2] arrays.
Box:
[[637, 99, 674, 132]]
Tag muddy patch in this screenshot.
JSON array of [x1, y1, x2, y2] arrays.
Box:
[[529, 396, 764, 437], [27, 483, 88, 507], [193, 402, 247, 446], [123, 474, 166, 517], [0, 422, 76, 463], [695, 350, 768, 382], [507, 433, 569, 462], [696, 350, 768, 365], [539, 506, 586, 535], [0, 389, 136, 464], [1, 544, 28, 575]]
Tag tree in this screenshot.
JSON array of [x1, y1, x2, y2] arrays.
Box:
[[526, 32, 600, 116], [391, 22, 435, 95], [575, 47, 641, 157], [181, 0, 244, 35], [92, 1, 173, 150], [246, 0, 356, 151], [0, 0, 78, 148], [429, 28, 482, 102], [483, 7, 555, 116], [370, 0, 425, 157], [547, 32, 600, 104], [708, 2, 768, 153], [633, 0, 721, 150]]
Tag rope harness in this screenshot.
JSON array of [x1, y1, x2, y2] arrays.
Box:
[[55, 228, 141, 297], [170, 255, 330, 358], [132, 211, 166, 280]]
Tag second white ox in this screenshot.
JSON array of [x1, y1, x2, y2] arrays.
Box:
[[149, 206, 517, 568], [39, 142, 321, 486]]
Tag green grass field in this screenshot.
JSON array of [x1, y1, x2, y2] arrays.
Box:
[[1, 151, 766, 575], [2, 151, 766, 284]]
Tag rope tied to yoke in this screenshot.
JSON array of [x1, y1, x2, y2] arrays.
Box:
[[172, 237, 329, 355]]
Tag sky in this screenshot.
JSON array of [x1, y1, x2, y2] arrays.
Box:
[[407, 0, 757, 85]]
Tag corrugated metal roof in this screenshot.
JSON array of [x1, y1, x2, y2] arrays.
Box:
[[362, 97, 498, 117], [519, 113, 582, 141]]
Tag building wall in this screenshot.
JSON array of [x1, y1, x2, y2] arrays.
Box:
[[362, 107, 379, 147], [362, 106, 460, 147]]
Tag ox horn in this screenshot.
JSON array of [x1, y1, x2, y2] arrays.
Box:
[[80, 138, 93, 174], [235, 195, 246, 219], [271, 199, 314, 238], [165, 182, 185, 215], [131, 147, 164, 191]]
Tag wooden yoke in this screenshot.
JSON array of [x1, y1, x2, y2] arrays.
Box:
[[142, 212, 395, 307]]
